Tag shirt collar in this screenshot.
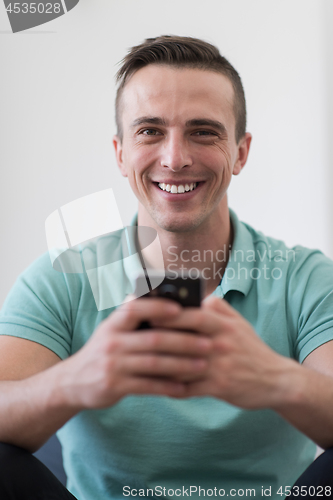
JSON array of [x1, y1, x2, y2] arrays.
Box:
[[123, 210, 255, 298], [121, 219, 146, 295], [220, 208, 255, 297]]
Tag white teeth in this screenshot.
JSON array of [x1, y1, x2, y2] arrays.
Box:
[[158, 182, 198, 193]]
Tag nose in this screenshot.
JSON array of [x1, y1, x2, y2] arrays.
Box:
[[160, 132, 193, 172]]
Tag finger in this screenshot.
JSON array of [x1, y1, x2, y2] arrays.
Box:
[[109, 298, 182, 331], [117, 354, 208, 379], [182, 379, 215, 398], [123, 293, 135, 304], [203, 296, 236, 317], [113, 331, 212, 356], [117, 376, 187, 398], [150, 307, 230, 336]]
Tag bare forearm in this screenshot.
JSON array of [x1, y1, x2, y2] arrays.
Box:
[[0, 361, 82, 453], [271, 360, 333, 449]]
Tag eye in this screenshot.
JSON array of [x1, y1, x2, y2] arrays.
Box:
[[193, 130, 218, 136], [140, 129, 162, 136]]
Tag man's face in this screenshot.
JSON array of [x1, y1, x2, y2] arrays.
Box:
[[113, 65, 251, 233]]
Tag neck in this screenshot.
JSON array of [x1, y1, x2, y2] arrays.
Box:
[[137, 202, 233, 297]]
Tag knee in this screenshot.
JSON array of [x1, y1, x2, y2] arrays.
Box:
[[315, 447, 333, 468], [293, 447, 333, 490], [0, 441, 31, 457], [0, 442, 33, 473]]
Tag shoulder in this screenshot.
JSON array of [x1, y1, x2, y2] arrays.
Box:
[[2, 251, 81, 313], [240, 218, 332, 271], [13, 250, 67, 290], [239, 219, 333, 304]]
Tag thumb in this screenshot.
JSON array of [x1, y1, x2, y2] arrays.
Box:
[[203, 295, 235, 317], [122, 293, 136, 304]]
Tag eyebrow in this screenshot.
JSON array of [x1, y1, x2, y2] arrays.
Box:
[[185, 119, 228, 137], [131, 117, 228, 137], [131, 117, 167, 127]]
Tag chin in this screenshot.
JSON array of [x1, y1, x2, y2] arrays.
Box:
[[152, 212, 205, 233]]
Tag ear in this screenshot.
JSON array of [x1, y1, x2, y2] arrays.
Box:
[[113, 135, 128, 178], [232, 132, 252, 176]]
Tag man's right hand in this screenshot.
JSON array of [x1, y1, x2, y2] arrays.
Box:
[[60, 298, 212, 410], [0, 297, 210, 452]]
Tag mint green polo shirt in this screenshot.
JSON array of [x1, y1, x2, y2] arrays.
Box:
[[1, 209, 333, 500]]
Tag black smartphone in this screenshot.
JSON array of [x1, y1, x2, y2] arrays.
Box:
[[134, 272, 203, 329]]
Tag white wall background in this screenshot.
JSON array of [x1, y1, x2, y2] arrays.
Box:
[[1, 0, 332, 306]]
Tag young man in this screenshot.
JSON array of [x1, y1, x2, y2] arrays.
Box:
[[1, 35, 333, 500]]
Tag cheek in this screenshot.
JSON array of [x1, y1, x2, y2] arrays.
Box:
[[126, 145, 156, 173], [123, 150, 154, 194], [202, 148, 232, 179]]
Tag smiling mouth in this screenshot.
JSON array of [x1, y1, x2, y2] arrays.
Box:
[[157, 182, 199, 193]]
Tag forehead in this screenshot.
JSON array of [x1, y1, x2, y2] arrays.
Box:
[[120, 65, 235, 128]]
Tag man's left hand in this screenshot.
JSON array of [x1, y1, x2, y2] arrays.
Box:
[[151, 296, 297, 409]]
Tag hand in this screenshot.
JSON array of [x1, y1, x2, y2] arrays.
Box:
[[151, 296, 296, 409], [60, 298, 212, 410]]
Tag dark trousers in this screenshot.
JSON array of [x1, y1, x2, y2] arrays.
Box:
[[289, 448, 333, 498], [1, 443, 333, 500], [0, 443, 77, 500]]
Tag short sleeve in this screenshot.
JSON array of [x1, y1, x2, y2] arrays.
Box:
[[0, 252, 78, 359], [287, 248, 333, 363]]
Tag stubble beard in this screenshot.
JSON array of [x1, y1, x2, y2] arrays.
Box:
[[148, 204, 210, 234]]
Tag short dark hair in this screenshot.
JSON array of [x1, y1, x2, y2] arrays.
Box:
[[115, 35, 247, 143]]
